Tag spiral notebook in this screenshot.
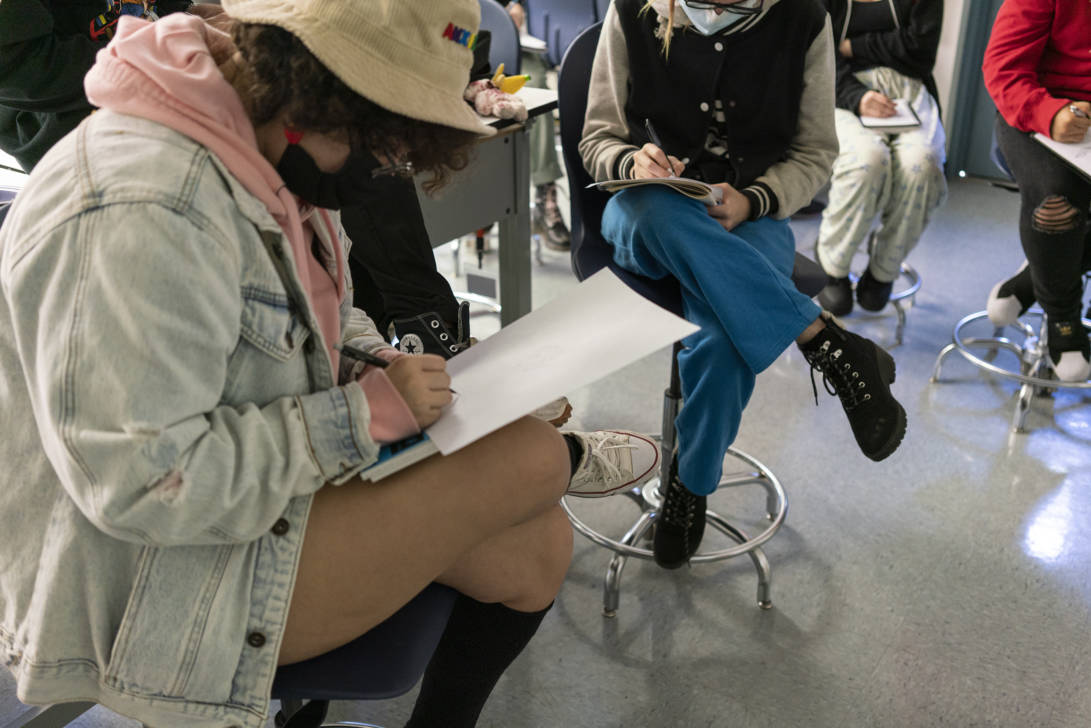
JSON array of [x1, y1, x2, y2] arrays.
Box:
[[859, 99, 921, 135], [587, 176, 724, 205]]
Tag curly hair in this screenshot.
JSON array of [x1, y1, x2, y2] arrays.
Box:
[[231, 22, 477, 190]]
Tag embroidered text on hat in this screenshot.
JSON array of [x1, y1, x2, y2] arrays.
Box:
[[442, 22, 476, 48]]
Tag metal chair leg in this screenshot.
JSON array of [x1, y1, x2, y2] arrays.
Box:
[[603, 511, 655, 617]]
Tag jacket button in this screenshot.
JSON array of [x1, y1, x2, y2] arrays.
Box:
[[714, 41, 724, 52], [271, 518, 290, 536], [247, 632, 266, 648], [699, 101, 710, 112]]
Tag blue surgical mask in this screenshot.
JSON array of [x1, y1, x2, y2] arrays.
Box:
[[679, 0, 761, 35]]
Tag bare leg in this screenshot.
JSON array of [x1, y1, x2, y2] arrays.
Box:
[[796, 315, 826, 345], [278, 415, 572, 665]]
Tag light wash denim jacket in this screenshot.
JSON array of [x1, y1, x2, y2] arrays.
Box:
[[0, 111, 394, 727]]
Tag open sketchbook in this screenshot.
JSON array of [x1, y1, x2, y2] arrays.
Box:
[[588, 176, 724, 205], [357, 269, 699, 481], [860, 98, 921, 135], [1034, 132, 1091, 181]]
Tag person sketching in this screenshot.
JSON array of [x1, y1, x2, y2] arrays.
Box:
[[814, 0, 947, 316], [580, 0, 909, 569], [0, 3, 659, 727], [983, 0, 1091, 382]]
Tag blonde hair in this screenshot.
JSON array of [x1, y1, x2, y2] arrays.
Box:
[[639, 0, 678, 57]]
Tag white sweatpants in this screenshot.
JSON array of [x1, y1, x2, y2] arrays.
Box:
[[816, 67, 948, 282]]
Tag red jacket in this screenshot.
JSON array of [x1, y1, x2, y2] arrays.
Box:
[[982, 0, 1091, 136]]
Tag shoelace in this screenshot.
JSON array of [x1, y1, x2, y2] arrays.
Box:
[[585, 434, 635, 484], [805, 340, 870, 412], [661, 478, 699, 528]]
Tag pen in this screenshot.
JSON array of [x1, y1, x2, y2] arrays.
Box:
[[1069, 104, 1089, 120], [342, 343, 393, 369], [644, 118, 679, 177], [342, 344, 458, 395]]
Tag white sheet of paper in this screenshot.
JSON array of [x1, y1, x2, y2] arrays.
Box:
[[426, 269, 699, 454], [0, 148, 27, 190], [1034, 132, 1091, 179]]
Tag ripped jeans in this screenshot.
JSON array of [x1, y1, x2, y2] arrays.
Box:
[[995, 114, 1091, 320]]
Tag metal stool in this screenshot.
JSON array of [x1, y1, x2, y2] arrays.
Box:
[[931, 309, 1091, 433], [560, 344, 788, 617]]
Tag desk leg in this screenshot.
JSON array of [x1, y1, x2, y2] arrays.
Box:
[[497, 124, 533, 326]]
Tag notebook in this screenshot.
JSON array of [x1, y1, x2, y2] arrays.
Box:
[[587, 176, 724, 205], [859, 98, 921, 135]]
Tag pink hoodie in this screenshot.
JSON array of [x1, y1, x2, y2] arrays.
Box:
[[84, 13, 417, 444]]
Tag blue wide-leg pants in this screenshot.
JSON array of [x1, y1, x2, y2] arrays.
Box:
[[602, 186, 821, 495]]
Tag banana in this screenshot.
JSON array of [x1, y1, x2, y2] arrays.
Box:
[[489, 63, 531, 95]]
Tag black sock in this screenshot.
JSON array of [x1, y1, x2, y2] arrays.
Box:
[[562, 433, 583, 479], [405, 595, 553, 728]]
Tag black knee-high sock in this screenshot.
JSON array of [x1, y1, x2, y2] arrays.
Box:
[[405, 595, 553, 728]]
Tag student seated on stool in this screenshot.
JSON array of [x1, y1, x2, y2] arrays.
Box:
[[814, 0, 947, 316], [982, 0, 1091, 382], [580, 0, 908, 570], [0, 3, 659, 727]]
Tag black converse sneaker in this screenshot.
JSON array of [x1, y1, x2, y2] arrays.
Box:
[[818, 275, 853, 316], [533, 182, 571, 251], [987, 262, 1036, 327], [653, 457, 706, 570], [800, 317, 907, 462], [391, 301, 472, 359]]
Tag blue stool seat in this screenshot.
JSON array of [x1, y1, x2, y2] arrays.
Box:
[[271, 583, 457, 727], [272, 583, 457, 702]]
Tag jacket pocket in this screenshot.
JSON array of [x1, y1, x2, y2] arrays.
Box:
[[238, 285, 311, 362], [105, 543, 249, 702]]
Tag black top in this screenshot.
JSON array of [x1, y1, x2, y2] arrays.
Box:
[[825, 0, 943, 116], [0, 0, 192, 171], [849, 0, 897, 35]]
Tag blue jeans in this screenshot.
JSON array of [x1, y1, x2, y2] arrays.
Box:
[[603, 187, 821, 495]]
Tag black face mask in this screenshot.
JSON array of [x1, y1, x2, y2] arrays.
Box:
[[275, 142, 380, 210]]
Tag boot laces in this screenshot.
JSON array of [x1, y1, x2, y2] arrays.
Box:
[[805, 340, 871, 412], [661, 477, 699, 528]]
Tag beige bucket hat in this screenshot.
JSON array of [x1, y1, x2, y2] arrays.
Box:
[[221, 0, 495, 136]]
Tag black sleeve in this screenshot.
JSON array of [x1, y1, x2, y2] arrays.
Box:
[[0, 0, 106, 116], [835, 52, 871, 114], [850, 0, 943, 81]]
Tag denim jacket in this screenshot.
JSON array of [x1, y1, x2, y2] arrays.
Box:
[[0, 110, 394, 727]]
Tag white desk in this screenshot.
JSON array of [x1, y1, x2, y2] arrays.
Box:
[[414, 87, 558, 326]]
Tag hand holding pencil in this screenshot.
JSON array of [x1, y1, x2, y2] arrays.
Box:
[[631, 118, 687, 179], [344, 344, 452, 428]]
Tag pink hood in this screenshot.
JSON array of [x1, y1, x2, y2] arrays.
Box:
[[86, 13, 301, 241]]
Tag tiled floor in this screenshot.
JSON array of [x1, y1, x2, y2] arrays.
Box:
[[5, 176, 1091, 728]]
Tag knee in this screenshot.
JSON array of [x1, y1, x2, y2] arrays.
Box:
[[1031, 195, 1085, 234], [839, 141, 890, 184], [506, 415, 571, 504]]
